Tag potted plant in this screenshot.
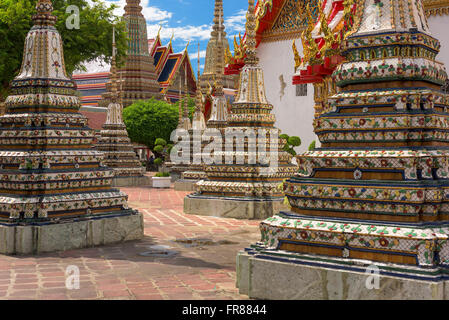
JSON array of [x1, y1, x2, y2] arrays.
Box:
[[152, 172, 171, 188]]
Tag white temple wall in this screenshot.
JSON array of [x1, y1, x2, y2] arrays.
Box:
[[257, 39, 318, 154], [428, 15, 449, 69]]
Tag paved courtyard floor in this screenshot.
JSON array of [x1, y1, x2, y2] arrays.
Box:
[[0, 185, 263, 300]]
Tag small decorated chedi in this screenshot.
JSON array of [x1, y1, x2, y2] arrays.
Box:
[[257, 0, 449, 273], [1, 0, 134, 223], [176, 45, 208, 190], [95, 30, 145, 178], [185, 0, 297, 219], [101, 0, 162, 107]]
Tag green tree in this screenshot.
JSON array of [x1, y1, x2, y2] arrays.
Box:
[[153, 138, 173, 166], [280, 133, 302, 156], [308, 140, 316, 151], [123, 98, 180, 150], [0, 0, 128, 100]]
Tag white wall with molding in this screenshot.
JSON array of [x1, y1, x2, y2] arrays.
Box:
[[257, 39, 318, 153]]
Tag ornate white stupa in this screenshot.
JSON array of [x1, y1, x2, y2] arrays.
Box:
[[0, 0, 143, 254]]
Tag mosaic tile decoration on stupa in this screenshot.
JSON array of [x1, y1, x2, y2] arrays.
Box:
[[95, 32, 145, 179], [193, 0, 297, 202], [0, 0, 134, 222], [252, 0, 449, 278], [100, 0, 162, 108]]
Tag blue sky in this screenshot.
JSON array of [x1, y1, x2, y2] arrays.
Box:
[[96, 0, 248, 77]]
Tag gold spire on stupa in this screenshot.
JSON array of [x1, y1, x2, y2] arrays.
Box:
[[207, 9, 228, 129], [243, 0, 258, 66], [199, 0, 237, 94], [182, 50, 192, 130], [193, 42, 206, 131]]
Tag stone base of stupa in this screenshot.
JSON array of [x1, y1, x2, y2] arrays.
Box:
[[112, 175, 152, 187], [236, 247, 449, 300], [0, 211, 144, 255], [168, 164, 191, 182], [184, 194, 287, 220], [174, 179, 199, 191]]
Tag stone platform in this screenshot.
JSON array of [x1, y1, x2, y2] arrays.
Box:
[[111, 175, 152, 187], [0, 211, 144, 255], [184, 194, 287, 220], [174, 179, 198, 192], [237, 248, 449, 300]]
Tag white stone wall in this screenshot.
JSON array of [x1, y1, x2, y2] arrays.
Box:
[[428, 14, 449, 69], [257, 40, 318, 153]]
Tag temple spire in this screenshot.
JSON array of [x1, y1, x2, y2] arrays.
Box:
[[192, 42, 206, 131], [207, 7, 228, 129], [214, 9, 225, 97], [110, 27, 118, 102], [124, 0, 143, 17], [183, 57, 192, 130], [244, 0, 258, 66], [199, 0, 237, 94], [101, 0, 161, 107], [211, 0, 225, 41]]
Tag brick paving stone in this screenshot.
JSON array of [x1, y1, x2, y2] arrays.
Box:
[[0, 185, 261, 300]]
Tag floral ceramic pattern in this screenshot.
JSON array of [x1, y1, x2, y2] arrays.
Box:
[[260, 214, 449, 266]]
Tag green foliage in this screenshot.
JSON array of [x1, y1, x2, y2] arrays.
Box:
[[287, 136, 301, 147], [154, 158, 163, 166], [123, 98, 179, 149], [155, 172, 170, 178], [153, 145, 164, 153], [308, 140, 316, 151], [155, 138, 167, 147], [0, 0, 128, 100], [281, 133, 302, 156]]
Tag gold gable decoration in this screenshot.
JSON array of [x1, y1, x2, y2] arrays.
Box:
[[261, 0, 319, 43], [423, 0, 449, 16]]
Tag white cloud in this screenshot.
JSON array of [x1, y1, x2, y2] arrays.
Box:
[[91, 0, 172, 22], [225, 9, 247, 34], [147, 24, 212, 42]]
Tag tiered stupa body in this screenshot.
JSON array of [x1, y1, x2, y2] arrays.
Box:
[[101, 0, 162, 107], [0, 0, 142, 254], [184, 0, 298, 220], [246, 0, 449, 280], [200, 0, 238, 96], [175, 46, 208, 191], [95, 33, 146, 179]]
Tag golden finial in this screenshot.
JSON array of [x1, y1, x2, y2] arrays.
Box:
[[292, 40, 302, 71], [157, 25, 162, 37], [185, 40, 190, 52]]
